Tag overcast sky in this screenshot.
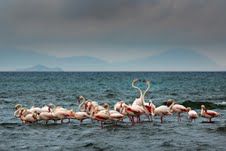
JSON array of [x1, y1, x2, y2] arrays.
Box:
[[0, 0, 226, 67]]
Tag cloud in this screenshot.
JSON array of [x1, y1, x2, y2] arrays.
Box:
[[0, 0, 225, 65]]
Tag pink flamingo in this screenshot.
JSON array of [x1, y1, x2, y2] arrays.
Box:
[[90, 106, 109, 128], [52, 109, 74, 124], [201, 105, 221, 122], [37, 111, 55, 124], [120, 103, 144, 126], [78, 96, 105, 113], [73, 111, 90, 125], [114, 101, 126, 112], [167, 99, 188, 122]]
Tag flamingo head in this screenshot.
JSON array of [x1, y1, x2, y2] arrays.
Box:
[[201, 105, 206, 111], [133, 79, 140, 83], [166, 99, 174, 107], [187, 107, 191, 112], [48, 103, 55, 111], [143, 80, 150, 84], [69, 109, 75, 117], [19, 108, 25, 116], [15, 104, 22, 110], [119, 101, 125, 107], [32, 111, 38, 119], [103, 103, 109, 109], [78, 96, 83, 104]]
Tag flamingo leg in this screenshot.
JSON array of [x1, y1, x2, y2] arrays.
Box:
[[132, 116, 135, 125], [128, 116, 132, 125], [209, 118, 212, 122], [178, 113, 181, 122], [160, 116, 163, 123], [150, 115, 152, 122], [100, 121, 104, 129], [136, 115, 140, 123]]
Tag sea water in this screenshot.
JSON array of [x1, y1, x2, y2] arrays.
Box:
[[0, 72, 226, 150]]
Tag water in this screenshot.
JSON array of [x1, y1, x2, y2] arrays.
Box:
[[0, 72, 226, 151]]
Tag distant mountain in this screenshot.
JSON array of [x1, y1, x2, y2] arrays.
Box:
[[19, 64, 63, 72], [0, 48, 223, 71], [0, 48, 110, 71], [125, 48, 221, 71]]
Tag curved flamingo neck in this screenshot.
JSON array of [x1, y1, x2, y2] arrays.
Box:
[[142, 82, 151, 104], [132, 81, 143, 99], [78, 97, 86, 111], [169, 101, 175, 109]]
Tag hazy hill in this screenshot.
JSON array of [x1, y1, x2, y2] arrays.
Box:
[[0, 48, 223, 71], [0, 48, 110, 71], [19, 64, 63, 72], [125, 48, 221, 71]]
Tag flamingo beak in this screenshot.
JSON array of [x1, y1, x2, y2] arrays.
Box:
[[78, 98, 81, 104]]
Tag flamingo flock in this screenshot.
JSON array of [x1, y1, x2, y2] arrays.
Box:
[[14, 79, 221, 128]]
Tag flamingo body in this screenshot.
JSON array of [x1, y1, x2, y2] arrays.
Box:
[[201, 105, 220, 122]]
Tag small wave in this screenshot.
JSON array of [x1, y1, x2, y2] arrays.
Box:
[[181, 101, 226, 110], [216, 125, 226, 133], [218, 101, 226, 105]]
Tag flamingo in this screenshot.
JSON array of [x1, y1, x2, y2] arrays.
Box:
[[187, 107, 198, 122], [37, 111, 55, 124], [201, 105, 221, 122], [20, 111, 38, 124], [14, 104, 24, 118], [52, 109, 74, 124], [89, 105, 109, 128], [167, 99, 188, 122], [120, 103, 144, 126], [27, 103, 53, 113], [103, 103, 125, 124], [78, 96, 104, 113], [114, 101, 126, 112], [142, 80, 156, 121], [154, 101, 175, 123], [72, 111, 90, 125], [129, 79, 149, 122]]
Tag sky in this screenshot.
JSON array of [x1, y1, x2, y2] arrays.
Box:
[[0, 0, 226, 70]]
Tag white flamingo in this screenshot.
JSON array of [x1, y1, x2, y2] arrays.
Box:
[[187, 107, 198, 122], [103, 103, 125, 124], [20, 111, 38, 124], [154, 100, 175, 123]]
